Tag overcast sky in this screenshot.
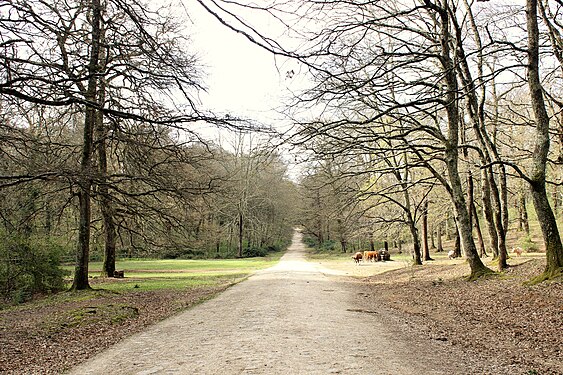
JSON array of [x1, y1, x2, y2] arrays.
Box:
[[181, 1, 293, 126]]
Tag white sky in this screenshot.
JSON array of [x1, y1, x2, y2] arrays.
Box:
[[175, 0, 306, 180], [181, 0, 294, 126]]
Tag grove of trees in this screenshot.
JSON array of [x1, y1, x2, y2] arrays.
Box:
[[2, 0, 563, 306], [198, 0, 563, 281], [0, 0, 297, 303]]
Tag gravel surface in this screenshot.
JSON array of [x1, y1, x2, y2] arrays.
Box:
[[67, 231, 480, 375]]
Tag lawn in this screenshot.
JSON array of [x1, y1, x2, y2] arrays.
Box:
[[61, 253, 284, 292]]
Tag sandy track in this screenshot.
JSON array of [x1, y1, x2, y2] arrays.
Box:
[[67, 231, 465, 375]]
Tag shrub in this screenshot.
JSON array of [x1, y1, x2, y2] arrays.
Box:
[[519, 235, 539, 253], [0, 235, 68, 304], [243, 247, 269, 258], [319, 240, 337, 252]]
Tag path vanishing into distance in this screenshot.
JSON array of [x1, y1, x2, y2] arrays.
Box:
[[67, 231, 475, 375]]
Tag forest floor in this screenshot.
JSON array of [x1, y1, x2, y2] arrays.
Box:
[[0, 245, 562, 374], [348, 255, 563, 375]]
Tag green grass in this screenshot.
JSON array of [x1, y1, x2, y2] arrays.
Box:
[[61, 253, 283, 293], [63, 254, 282, 273], [97, 274, 248, 292]]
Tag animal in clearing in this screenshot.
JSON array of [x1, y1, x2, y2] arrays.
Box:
[[447, 250, 456, 259], [352, 252, 363, 264], [378, 249, 390, 261], [363, 251, 380, 262], [512, 247, 523, 256]]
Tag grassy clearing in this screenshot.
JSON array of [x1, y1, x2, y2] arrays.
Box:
[[60, 253, 283, 294], [97, 274, 249, 292]]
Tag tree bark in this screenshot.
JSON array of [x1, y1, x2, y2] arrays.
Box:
[[526, 0, 563, 279], [422, 200, 433, 261], [95, 53, 117, 278], [472, 201, 487, 257], [71, 0, 102, 290], [437, 2, 491, 279], [481, 168, 499, 258], [437, 224, 443, 253], [238, 212, 243, 258], [520, 193, 530, 235]]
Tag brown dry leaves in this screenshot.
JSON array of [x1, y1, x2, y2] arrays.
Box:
[[358, 258, 563, 375], [1, 258, 561, 375], [0, 284, 230, 374]]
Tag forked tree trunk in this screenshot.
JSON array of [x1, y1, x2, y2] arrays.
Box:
[[438, 3, 491, 279]]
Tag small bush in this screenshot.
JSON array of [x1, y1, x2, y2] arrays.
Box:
[[243, 247, 269, 258], [519, 235, 539, 253], [0, 235, 68, 304], [319, 240, 337, 252]]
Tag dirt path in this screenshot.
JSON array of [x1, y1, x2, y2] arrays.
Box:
[[66, 231, 473, 375]]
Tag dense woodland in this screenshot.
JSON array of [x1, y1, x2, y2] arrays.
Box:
[[1, 0, 563, 304]]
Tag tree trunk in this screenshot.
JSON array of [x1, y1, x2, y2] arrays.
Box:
[[454, 227, 461, 259], [437, 224, 443, 253], [526, 0, 563, 280], [439, 4, 491, 279], [238, 212, 243, 258], [408, 216, 422, 265], [430, 225, 436, 249], [517, 196, 523, 231], [422, 200, 433, 261], [481, 168, 499, 259], [553, 185, 559, 217], [520, 193, 530, 235], [488, 168, 508, 270], [96, 61, 117, 278], [71, 0, 102, 290], [472, 202, 487, 257], [467, 172, 474, 229], [445, 213, 452, 240]]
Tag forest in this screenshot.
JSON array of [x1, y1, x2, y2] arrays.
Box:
[[1, 0, 563, 307], [0, 0, 297, 302], [198, 0, 563, 281]]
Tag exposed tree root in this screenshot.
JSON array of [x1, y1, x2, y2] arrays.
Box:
[[466, 267, 496, 282], [525, 267, 563, 285]]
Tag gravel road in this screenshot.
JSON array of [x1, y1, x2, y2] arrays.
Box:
[[67, 231, 469, 375]]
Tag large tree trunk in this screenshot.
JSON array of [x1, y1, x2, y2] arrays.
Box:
[[72, 0, 102, 290], [95, 58, 117, 278], [438, 3, 491, 279], [526, 0, 563, 280]]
